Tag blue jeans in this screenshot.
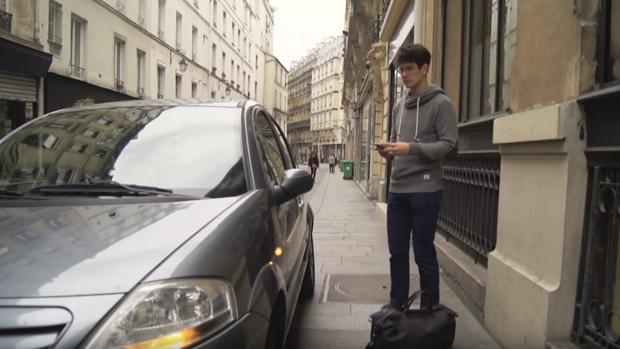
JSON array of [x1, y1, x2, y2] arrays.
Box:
[[387, 191, 442, 308]]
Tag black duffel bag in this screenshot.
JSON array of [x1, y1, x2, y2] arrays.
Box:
[[366, 290, 458, 349]]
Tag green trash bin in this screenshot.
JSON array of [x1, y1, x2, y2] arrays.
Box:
[[342, 160, 354, 180]]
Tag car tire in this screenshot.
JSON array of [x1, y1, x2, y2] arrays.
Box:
[[264, 321, 279, 349], [299, 235, 315, 299]]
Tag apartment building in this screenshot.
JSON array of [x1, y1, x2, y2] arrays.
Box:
[[310, 35, 344, 161], [0, 0, 277, 138], [263, 53, 288, 131], [287, 55, 314, 162], [344, 1, 620, 348]]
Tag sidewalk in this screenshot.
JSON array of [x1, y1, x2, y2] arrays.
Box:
[[285, 165, 502, 349]]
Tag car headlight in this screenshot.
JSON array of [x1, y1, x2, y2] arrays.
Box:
[[83, 279, 238, 349]]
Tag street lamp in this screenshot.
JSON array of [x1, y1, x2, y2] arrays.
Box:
[[170, 49, 188, 72]]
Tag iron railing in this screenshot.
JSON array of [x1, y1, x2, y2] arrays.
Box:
[[573, 165, 620, 348], [0, 9, 11, 32], [438, 156, 500, 261]]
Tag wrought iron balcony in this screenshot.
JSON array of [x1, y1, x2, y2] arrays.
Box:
[[0, 9, 11, 33]]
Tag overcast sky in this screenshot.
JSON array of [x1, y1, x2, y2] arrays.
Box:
[[270, 0, 346, 70]]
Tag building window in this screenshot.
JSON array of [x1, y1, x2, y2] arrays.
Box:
[[115, 0, 126, 12], [211, 43, 217, 71], [191, 81, 198, 98], [114, 36, 126, 89], [237, 29, 241, 49], [157, 65, 165, 98], [0, 0, 6, 12], [596, 0, 620, 85], [232, 22, 236, 46], [138, 0, 146, 25], [230, 59, 234, 83], [48, 0, 62, 45], [221, 52, 226, 78], [70, 15, 86, 78], [158, 0, 165, 38], [176, 12, 182, 49], [137, 50, 146, 97], [459, 0, 509, 121], [192, 26, 197, 60], [212, 0, 217, 27], [222, 11, 227, 36], [175, 74, 182, 98]]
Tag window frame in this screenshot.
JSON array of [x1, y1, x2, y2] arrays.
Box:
[[596, 0, 620, 87], [70, 14, 86, 78], [137, 50, 146, 97], [254, 112, 287, 185], [48, 0, 63, 45], [458, 0, 507, 122], [113, 35, 126, 87]]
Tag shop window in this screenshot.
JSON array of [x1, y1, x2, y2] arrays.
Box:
[[459, 0, 510, 121]]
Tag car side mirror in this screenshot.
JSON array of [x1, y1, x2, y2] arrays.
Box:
[[273, 168, 314, 205]]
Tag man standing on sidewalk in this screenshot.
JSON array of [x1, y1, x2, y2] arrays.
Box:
[[328, 154, 336, 173], [377, 44, 458, 310]]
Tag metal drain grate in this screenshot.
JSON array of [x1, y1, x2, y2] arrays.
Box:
[[322, 274, 419, 304]]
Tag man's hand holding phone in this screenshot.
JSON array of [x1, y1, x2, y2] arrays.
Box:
[[374, 142, 410, 159]]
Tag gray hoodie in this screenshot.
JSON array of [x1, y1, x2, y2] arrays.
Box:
[[389, 85, 458, 193]]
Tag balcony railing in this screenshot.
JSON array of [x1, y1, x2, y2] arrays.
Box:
[[438, 156, 500, 261], [70, 64, 85, 79], [0, 9, 11, 32]]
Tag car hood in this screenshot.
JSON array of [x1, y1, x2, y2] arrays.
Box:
[[0, 197, 239, 298]]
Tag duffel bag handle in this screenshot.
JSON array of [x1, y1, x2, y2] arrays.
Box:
[[403, 289, 428, 312]]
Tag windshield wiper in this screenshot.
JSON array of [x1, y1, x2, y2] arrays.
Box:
[[29, 182, 178, 197], [0, 190, 48, 200]]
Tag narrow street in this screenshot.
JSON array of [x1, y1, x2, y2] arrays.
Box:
[[284, 165, 503, 349]]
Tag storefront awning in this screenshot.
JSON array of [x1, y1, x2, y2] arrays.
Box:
[[0, 37, 52, 77], [387, 1, 415, 65]]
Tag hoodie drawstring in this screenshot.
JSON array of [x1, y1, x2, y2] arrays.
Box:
[[397, 95, 421, 143]]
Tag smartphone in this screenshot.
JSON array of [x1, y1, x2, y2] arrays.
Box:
[[372, 143, 388, 149]]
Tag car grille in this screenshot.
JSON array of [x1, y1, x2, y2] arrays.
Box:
[[0, 307, 72, 349]]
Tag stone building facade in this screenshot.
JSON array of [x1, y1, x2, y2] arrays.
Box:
[[343, 1, 620, 348], [1, 0, 279, 137]]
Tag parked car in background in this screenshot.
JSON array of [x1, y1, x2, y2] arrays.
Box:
[[0, 100, 315, 349]]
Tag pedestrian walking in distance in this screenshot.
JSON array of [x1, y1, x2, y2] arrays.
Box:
[[328, 154, 336, 174], [308, 151, 320, 180], [376, 44, 458, 310]]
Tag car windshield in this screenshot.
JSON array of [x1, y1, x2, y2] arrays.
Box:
[[0, 105, 247, 198]]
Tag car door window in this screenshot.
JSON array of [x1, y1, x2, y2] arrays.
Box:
[[255, 113, 286, 185], [270, 120, 294, 169]]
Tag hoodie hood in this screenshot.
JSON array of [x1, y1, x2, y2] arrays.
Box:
[[404, 85, 446, 109]]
